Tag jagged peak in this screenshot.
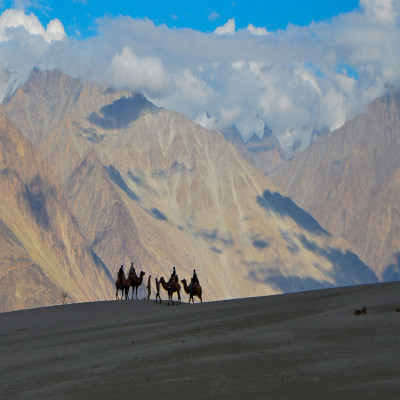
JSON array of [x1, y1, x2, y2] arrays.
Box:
[[27, 67, 81, 87]]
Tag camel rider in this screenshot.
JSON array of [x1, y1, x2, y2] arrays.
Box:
[[168, 266, 177, 290], [118, 265, 124, 281], [130, 261, 136, 275], [190, 269, 199, 294]]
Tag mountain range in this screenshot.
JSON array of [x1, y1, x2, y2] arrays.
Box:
[[271, 87, 400, 281], [0, 68, 383, 312]]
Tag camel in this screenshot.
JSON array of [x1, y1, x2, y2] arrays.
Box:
[[159, 276, 181, 305], [181, 278, 202, 303], [115, 266, 129, 300], [128, 267, 146, 300]]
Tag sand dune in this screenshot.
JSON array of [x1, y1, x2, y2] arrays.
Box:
[[1, 282, 400, 399]]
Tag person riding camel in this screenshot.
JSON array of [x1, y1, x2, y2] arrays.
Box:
[[118, 264, 124, 281], [190, 269, 199, 295], [129, 261, 136, 275], [169, 266, 177, 291], [171, 266, 176, 279]]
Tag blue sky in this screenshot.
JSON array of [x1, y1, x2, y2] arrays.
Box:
[[2, 0, 360, 37], [0, 0, 399, 151]]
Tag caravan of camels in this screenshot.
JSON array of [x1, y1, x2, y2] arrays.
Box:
[[115, 262, 202, 305]]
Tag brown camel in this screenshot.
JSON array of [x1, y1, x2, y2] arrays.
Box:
[[115, 265, 130, 300], [128, 268, 146, 300], [159, 276, 181, 305], [181, 278, 202, 303]]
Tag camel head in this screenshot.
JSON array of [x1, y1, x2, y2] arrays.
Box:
[[140, 271, 146, 277], [181, 279, 187, 284], [159, 277, 166, 284]]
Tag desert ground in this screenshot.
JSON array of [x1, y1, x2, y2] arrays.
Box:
[[1, 282, 400, 399]]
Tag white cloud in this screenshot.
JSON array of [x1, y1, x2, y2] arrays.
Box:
[[214, 18, 235, 35], [360, 0, 398, 25], [0, 9, 66, 43], [1, 1, 400, 151], [195, 111, 218, 131], [110, 46, 172, 97], [246, 23, 270, 36]]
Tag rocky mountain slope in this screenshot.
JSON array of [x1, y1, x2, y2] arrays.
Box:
[[2, 69, 378, 307], [271, 88, 400, 280], [0, 110, 113, 312]]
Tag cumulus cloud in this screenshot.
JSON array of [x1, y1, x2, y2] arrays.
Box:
[[360, 0, 398, 25], [110, 46, 172, 97], [0, 9, 66, 43], [1, 1, 400, 151], [246, 23, 270, 36], [214, 18, 235, 35]]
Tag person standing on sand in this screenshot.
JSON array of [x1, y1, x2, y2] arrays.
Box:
[[146, 275, 152, 300], [155, 277, 161, 303]]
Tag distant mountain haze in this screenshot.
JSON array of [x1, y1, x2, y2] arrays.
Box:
[[222, 123, 289, 175], [1, 68, 379, 311]]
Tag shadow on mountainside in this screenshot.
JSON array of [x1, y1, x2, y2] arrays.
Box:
[[23, 175, 54, 232], [257, 190, 330, 236], [247, 234, 378, 293], [0, 219, 24, 248], [249, 269, 334, 293], [105, 165, 140, 202], [88, 94, 158, 130], [91, 250, 113, 282]]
